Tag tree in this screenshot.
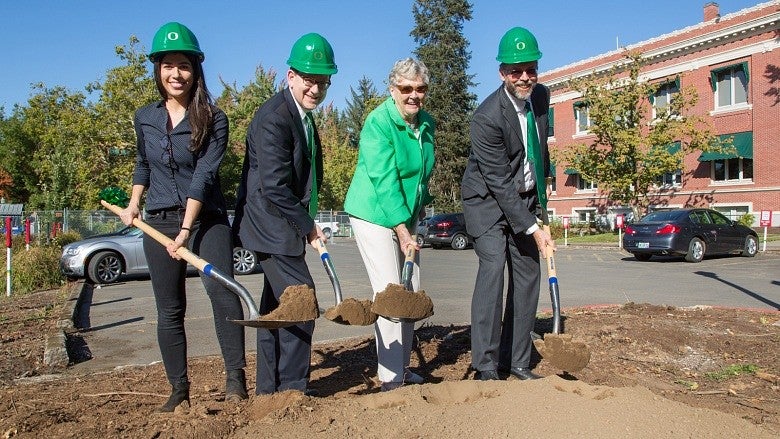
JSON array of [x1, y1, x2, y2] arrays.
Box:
[[87, 37, 158, 206], [555, 52, 724, 218], [0, 109, 37, 203], [316, 104, 356, 210], [343, 77, 382, 147], [411, 0, 476, 212], [217, 66, 282, 208]]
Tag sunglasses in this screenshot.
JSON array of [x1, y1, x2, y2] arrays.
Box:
[[396, 84, 428, 94], [503, 66, 538, 78]]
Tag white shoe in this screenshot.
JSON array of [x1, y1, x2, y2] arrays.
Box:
[[404, 369, 424, 384]]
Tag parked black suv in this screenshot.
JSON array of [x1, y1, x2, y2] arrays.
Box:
[[423, 213, 473, 250]]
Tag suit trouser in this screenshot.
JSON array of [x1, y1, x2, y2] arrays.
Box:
[[350, 216, 420, 384], [470, 218, 540, 372], [255, 251, 315, 394], [144, 211, 247, 386]]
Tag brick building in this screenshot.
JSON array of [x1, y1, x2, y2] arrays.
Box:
[[541, 1, 780, 227]]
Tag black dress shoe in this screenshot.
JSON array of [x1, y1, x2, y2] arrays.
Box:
[[474, 370, 500, 381], [508, 367, 542, 380]]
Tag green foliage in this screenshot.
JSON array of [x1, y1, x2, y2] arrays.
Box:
[[555, 52, 722, 218], [217, 66, 282, 208], [51, 230, 82, 248], [317, 105, 357, 210], [344, 77, 383, 147], [0, 245, 64, 296], [704, 364, 758, 381], [411, 0, 476, 212], [737, 213, 755, 227]]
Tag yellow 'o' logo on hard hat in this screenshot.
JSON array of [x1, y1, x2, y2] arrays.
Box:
[[167, 32, 180, 41], [314, 51, 324, 60], [516, 42, 526, 50]]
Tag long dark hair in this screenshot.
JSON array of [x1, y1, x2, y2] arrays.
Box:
[[153, 53, 213, 154]]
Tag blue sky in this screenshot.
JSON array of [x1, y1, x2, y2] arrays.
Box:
[[0, 0, 766, 113]]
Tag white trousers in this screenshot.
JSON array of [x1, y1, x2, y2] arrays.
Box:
[[350, 216, 420, 384]]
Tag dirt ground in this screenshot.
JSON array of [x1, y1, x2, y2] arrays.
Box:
[[1, 288, 778, 438]]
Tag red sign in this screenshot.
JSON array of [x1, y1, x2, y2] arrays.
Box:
[[562, 217, 570, 229], [616, 214, 625, 229], [5, 217, 11, 248], [759, 210, 772, 227]]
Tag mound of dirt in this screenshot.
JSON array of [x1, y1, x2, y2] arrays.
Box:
[[1, 291, 778, 438]]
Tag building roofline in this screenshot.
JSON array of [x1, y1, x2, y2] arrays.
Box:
[[542, 1, 780, 88]]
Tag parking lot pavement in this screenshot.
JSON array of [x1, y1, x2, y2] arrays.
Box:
[[69, 239, 780, 373]]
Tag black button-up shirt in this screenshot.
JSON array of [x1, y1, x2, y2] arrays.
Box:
[[132, 101, 229, 215]]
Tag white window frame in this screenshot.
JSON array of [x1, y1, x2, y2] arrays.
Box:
[[574, 105, 591, 135], [656, 169, 682, 188], [652, 82, 680, 119], [713, 66, 748, 109], [576, 174, 597, 192], [710, 157, 753, 183]]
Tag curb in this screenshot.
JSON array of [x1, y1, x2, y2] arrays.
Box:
[[43, 280, 84, 368]]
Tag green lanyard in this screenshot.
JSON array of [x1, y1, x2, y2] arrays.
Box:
[[304, 113, 318, 218]]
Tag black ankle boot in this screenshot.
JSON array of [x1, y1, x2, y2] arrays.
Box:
[[225, 369, 248, 402], [158, 381, 190, 412]]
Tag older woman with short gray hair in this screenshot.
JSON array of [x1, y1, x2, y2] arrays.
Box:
[[344, 57, 436, 391]]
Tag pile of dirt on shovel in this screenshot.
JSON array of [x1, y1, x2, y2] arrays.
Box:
[[533, 333, 591, 372], [260, 285, 319, 321], [324, 298, 378, 325], [371, 283, 433, 320]]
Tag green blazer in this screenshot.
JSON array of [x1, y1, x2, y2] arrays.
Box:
[[344, 97, 435, 229]]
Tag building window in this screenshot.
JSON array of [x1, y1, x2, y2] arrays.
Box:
[[711, 63, 748, 108], [712, 158, 753, 182], [657, 170, 682, 187], [576, 175, 597, 191], [652, 79, 680, 118], [573, 102, 590, 134], [547, 107, 555, 138]]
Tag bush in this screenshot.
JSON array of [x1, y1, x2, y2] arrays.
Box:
[[0, 245, 64, 296], [51, 230, 82, 248], [737, 213, 755, 227]]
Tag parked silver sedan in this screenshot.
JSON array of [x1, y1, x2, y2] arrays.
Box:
[[60, 227, 259, 284]]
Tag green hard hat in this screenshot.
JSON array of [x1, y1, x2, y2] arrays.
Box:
[[149, 22, 204, 62], [286, 33, 337, 75], [496, 27, 542, 64]]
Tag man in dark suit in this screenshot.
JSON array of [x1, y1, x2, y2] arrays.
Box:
[[461, 27, 555, 381], [233, 33, 336, 395]]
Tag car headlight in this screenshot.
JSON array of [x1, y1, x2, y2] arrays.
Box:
[[64, 247, 81, 256]]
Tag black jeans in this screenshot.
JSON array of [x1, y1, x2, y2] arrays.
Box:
[[144, 210, 246, 385]]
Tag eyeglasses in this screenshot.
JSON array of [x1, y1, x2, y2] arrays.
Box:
[[298, 73, 331, 89], [503, 66, 538, 78], [395, 84, 428, 94]]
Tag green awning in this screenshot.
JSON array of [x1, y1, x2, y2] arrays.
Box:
[[698, 132, 753, 161], [564, 168, 578, 175], [549, 162, 556, 178]]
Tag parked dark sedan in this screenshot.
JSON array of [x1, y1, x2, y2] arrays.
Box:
[[424, 213, 473, 250], [623, 208, 758, 262]]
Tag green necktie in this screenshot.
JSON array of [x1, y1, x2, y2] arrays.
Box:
[[525, 101, 547, 210], [304, 113, 318, 218]]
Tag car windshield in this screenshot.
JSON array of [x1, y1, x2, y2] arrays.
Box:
[[116, 227, 142, 237], [639, 211, 685, 223]]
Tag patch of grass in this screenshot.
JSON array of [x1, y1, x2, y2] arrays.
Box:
[[674, 379, 699, 390], [563, 232, 620, 244], [704, 364, 758, 381]]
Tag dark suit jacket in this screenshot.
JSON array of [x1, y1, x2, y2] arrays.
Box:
[[461, 84, 550, 238], [233, 88, 324, 256]]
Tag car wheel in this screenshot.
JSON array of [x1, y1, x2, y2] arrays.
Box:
[[633, 253, 652, 262], [322, 227, 332, 239], [416, 235, 425, 247], [87, 251, 123, 284], [233, 247, 257, 275], [743, 235, 758, 257], [685, 238, 705, 263], [451, 234, 468, 250]]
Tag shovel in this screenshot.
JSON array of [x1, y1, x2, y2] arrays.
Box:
[[371, 240, 434, 322], [531, 211, 591, 372], [313, 239, 377, 326], [100, 200, 306, 329]]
